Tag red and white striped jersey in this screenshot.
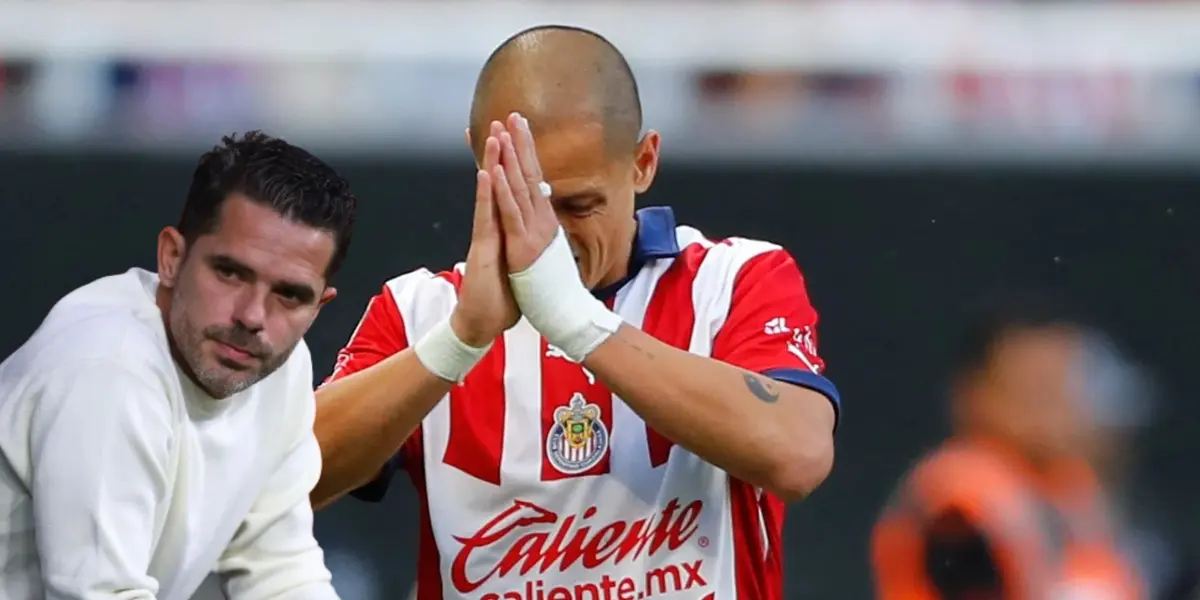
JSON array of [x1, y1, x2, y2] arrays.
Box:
[[325, 207, 841, 600]]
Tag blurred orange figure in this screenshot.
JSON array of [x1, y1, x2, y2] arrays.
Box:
[[871, 300, 1144, 600]]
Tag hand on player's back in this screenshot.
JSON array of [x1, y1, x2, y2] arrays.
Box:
[[450, 121, 520, 348]]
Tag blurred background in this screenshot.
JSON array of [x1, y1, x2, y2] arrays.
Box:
[[1, 1, 1198, 599]]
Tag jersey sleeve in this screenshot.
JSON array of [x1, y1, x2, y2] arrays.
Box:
[[320, 285, 413, 503], [710, 248, 841, 424], [322, 286, 409, 387]]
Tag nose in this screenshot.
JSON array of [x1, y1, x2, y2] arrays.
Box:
[[231, 285, 269, 333]]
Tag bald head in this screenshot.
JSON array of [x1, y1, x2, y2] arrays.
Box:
[[469, 25, 643, 159]]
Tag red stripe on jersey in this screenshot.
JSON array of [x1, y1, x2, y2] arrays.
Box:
[[729, 480, 786, 600], [439, 271, 508, 486], [323, 282, 428, 466], [639, 242, 711, 467], [539, 337, 613, 481], [408, 447, 445, 600], [322, 284, 409, 387]]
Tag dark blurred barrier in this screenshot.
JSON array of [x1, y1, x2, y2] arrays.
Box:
[[2, 153, 1197, 599]]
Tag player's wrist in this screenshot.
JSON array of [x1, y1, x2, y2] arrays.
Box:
[[414, 317, 491, 383], [509, 227, 623, 362], [448, 309, 498, 349]]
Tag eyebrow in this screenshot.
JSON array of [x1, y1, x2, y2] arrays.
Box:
[[207, 254, 318, 305]]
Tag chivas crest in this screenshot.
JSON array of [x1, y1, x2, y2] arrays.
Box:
[[546, 393, 609, 474]]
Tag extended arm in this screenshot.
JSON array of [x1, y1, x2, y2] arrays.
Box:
[[583, 248, 837, 500], [311, 288, 452, 509], [586, 323, 835, 501]]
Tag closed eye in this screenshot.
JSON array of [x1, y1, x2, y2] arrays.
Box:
[[555, 194, 604, 216]]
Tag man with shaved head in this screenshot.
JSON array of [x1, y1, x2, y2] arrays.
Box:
[[467, 25, 648, 291], [314, 26, 840, 599]]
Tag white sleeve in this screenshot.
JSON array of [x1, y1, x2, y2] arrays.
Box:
[[30, 361, 174, 600], [216, 388, 338, 600]]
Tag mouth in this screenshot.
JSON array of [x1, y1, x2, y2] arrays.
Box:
[[211, 339, 259, 364]]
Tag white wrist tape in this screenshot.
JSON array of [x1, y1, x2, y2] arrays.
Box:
[[413, 317, 491, 383], [509, 228, 624, 362]]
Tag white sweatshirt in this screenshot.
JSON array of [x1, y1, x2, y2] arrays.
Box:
[[0, 268, 338, 600]]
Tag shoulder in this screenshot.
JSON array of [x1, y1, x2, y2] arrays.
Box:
[[9, 271, 175, 388], [379, 265, 463, 305], [4, 352, 178, 450], [671, 225, 796, 284], [370, 265, 464, 335], [662, 226, 805, 310]]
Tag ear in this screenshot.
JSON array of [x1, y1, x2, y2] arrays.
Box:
[[306, 287, 338, 329], [319, 287, 337, 308], [157, 227, 187, 287], [465, 128, 481, 168], [632, 130, 661, 195]]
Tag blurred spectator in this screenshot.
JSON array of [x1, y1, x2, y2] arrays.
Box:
[[871, 298, 1144, 599]]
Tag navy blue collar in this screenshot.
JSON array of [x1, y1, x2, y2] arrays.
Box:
[[593, 206, 681, 300]]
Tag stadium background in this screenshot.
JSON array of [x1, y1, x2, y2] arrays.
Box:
[[1, 3, 1197, 599]]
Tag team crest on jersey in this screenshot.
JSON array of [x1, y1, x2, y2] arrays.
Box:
[[546, 393, 609, 474]]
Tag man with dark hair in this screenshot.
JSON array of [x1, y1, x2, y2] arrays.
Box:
[[0, 132, 354, 600], [871, 297, 1144, 599], [314, 26, 839, 599]]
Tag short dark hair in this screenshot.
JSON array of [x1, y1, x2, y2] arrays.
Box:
[[178, 131, 357, 279], [950, 292, 1087, 377]]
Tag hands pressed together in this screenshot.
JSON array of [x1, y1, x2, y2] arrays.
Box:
[[449, 112, 555, 348], [428, 113, 622, 383]]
